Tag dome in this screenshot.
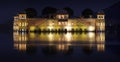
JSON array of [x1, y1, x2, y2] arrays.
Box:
[[97, 12, 105, 15], [56, 9, 68, 14]]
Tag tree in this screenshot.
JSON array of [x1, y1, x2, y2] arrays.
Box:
[[41, 7, 57, 18], [63, 7, 74, 17], [25, 8, 37, 18], [82, 8, 94, 18]]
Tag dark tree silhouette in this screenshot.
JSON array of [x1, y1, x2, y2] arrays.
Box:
[[41, 7, 57, 18], [25, 8, 37, 18], [82, 8, 94, 18], [63, 7, 74, 17]]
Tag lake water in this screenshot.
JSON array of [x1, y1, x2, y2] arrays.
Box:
[[0, 31, 120, 62]]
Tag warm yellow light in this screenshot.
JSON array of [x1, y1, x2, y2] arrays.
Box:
[[24, 36, 27, 41], [22, 22, 24, 26], [65, 26, 72, 31], [49, 22, 54, 26], [99, 33, 105, 42], [13, 26, 19, 30], [88, 32, 95, 38], [48, 26, 53, 30], [19, 44, 26, 51], [88, 26, 95, 31], [24, 22, 28, 26], [48, 33, 54, 42], [88, 32, 95, 42], [30, 33, 35, 39], [18, 35, 22, 41], [58, 15, 61, 19], [19, 22, 21, 26], [30, 26, 35, 31], [71, 23, 74, 25], [96, 33, 105, 43], [65, 33, 72, 42], [58, 22, 61, 25], [58, 44, 66, 51], [67, 22, 71, 26], [97, 44, 105, 52], [13, 32, 19, 41]]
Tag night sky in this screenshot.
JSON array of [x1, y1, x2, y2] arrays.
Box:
[[0, 0, 119, 24]]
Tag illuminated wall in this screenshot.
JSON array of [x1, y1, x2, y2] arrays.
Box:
[[13, 13, 105, 32], [32, 18, 100, 32]]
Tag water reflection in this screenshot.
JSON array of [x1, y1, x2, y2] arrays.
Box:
[[13, 32, 105, 55]]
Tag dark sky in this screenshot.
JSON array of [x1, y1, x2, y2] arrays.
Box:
[[0, 0, 119, 24]]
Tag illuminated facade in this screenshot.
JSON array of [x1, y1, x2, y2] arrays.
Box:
[[13, 10, 105, 32]]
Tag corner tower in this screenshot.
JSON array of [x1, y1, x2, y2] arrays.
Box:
[[97, 12, 105, 19], [18, 13, 27, 19], [56, 9, 69, 20], [13, 13, 28, 32], [96, 12, 105, 31]]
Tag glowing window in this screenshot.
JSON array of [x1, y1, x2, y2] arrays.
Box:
[[65, 22, 68, 25], [19, 23, 21, 26], [52, 22, 54, 25], [30, 26, 35, 31], [62, 22, 64, 25], [24, 22, 27, 26], [62, 15, 64, 19], [72, 23, 74, 25], [58, 15, 61, 19], [22, 23, 24, 26], [58, 22, 61, 25]]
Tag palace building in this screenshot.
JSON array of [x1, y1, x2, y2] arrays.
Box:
[[13, 10, 105, 32]]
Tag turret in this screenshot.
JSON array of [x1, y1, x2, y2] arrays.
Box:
[[13, 15, 19, 31], [14, 16, 19, 21], [97, 12, 105, 20], [13, 13, 27, 32], [56, 9, 69, 20], [18, 13, 27, 19], [96, 12, 105, 31]]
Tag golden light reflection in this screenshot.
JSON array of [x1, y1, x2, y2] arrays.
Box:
[[88, 32, 95, 38], [97, 44, 105, 52], [88, 32, 95, 42], [57, 44, 69, 51], [13, 32, 28, 51], [18, 44, 26, 51], [96, 33, 105, 43], [13, 32, 105, 52], [30, 32, 36, 39], [65, 33, 72, 42], [48, 33, 54, 42]]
